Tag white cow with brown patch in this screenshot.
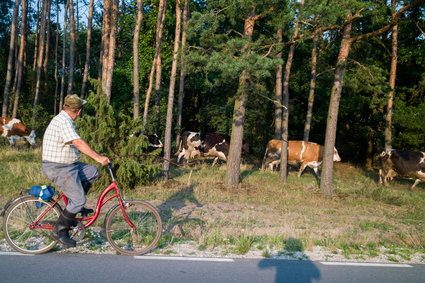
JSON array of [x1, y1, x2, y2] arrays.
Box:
[[0, 117, 36, 146], [262, 140, 341, 178]]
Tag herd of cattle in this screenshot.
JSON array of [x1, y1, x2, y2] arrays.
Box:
[[1, 117, 424, 190]]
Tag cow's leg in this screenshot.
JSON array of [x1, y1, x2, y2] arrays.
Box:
[[379, 169, 383, 184], [270, 160, 280, 171], [410, 179, 421, 190], [177, 149, 186, 163], [212, 157, 219, 167], [312, 167, 320, 179], [7, 137, 16, 146], [298, 163, 307, 177]]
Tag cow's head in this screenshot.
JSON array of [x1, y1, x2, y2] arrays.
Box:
[[24, 130, 36, 146], [333, 147, 341, 162], [148, 134, 163, 148]]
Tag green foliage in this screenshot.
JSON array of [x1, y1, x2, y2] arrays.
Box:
[[76, 80, 162, 190]]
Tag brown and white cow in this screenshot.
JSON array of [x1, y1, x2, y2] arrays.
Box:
[[262, 140, 341, 178], [0, 117, 36, 146], [379, 149, 425, 190]]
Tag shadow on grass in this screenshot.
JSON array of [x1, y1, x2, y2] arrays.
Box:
[[157, 183, 205, 242]]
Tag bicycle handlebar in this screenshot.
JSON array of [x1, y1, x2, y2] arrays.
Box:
[[107, 162, 116, 182]]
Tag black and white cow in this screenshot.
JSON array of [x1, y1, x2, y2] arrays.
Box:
[[175, 131, 202, 163], [201, 133, 231, 166], [379, 149, 425, 190], [131, 132, 163, 148], [175, 131, 249, 165]]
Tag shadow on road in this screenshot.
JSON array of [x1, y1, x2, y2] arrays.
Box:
[[258, 238, 321, 283]]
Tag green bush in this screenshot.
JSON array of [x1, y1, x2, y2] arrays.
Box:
[[76, 80, 162, 190]]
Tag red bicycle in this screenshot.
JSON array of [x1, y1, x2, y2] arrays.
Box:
[[2, 163, 162, 255]]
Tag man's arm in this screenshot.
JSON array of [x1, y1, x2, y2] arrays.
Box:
[[72, 138, 110, 165]]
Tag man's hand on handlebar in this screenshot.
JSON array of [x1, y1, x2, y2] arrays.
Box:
[[97, 155, 110, 166]]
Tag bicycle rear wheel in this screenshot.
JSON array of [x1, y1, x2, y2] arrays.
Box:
[[105, 200, 162, 255], [3, 195, 61, 254]]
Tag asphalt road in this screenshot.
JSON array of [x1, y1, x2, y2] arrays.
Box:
[[1, 252, 424, 283]]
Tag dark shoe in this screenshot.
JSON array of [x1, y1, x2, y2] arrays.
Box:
[[51, 209, 77, 247], [80, 207, 94, 216]]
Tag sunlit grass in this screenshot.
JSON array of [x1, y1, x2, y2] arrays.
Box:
[[1, 146, 425, 259]]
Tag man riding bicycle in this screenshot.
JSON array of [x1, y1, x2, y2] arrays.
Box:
[[42, 94, 110, 247]]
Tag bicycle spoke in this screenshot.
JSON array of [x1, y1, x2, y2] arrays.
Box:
[[105, 200, 162, 255]]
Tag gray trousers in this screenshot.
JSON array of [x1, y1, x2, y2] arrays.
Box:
[[42, 161, 99, 214]]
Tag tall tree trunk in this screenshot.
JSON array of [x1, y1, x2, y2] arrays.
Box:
[[153, 0, 167, 127], [103, 0, 119, 102], [33, 0, 48, 109], [67, 0, 76, 94], [320, 18, 353, 196], [2, 0, 20, 117], [33, 0, 40, 70], [175, 0, 189, 148], [43, 0, 51, 96], [274, 27, 283, 139], [225, 9, 259, 189], [143, 59, 157, 126], [133, 0, 144, 119], [142, 0, 167, 128], [280, 9, 301, 183], [101, 0, 112, 95], [59, 1, 68, 110], [319, 1, 421, 195], [385, 0, 398, 150], [163, 0, 182, 180], [81, 0, 95, 98], [303, 34, 319, 141], [12, 0, 28, 118], [53, 0, 59, 114]]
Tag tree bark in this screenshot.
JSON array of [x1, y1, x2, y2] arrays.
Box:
[[153, 0, 167, 126], [53, 0, 59, 114], [33, 0, 40, 70], [280, 4, 301, 183], [59, 1, 69, 110], [81, 0, 95, 98], [163, 0, 182, 180], [33, 0, 48, 108], [12, 0, 28, 118], [385, 0, 398, 150], [2, 0, 20, 117], [320, 18, 353, 196], [67, 0, 76, 94], [303, 34, 319, 141], [101, 0, 112, 89], [175, 0, 189, 148], [133, 0, 144, 119], [143, 0, 167, 128], [103, 0, 119, 102], [274, 27, 283, 139], [42, 0, 51, 96], [225, 9, 259, 189]]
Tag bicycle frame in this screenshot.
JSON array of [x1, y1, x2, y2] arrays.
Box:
[[32, 163, 135, 231]]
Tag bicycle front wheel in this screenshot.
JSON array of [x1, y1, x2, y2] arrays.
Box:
[[105, 200, 162, 255], [3, 195, 61, 254]]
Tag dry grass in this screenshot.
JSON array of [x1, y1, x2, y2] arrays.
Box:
[[1, 146, 424, 260]]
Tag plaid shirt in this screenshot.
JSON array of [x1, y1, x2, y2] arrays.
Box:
[[42, 111, 82, 164]]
